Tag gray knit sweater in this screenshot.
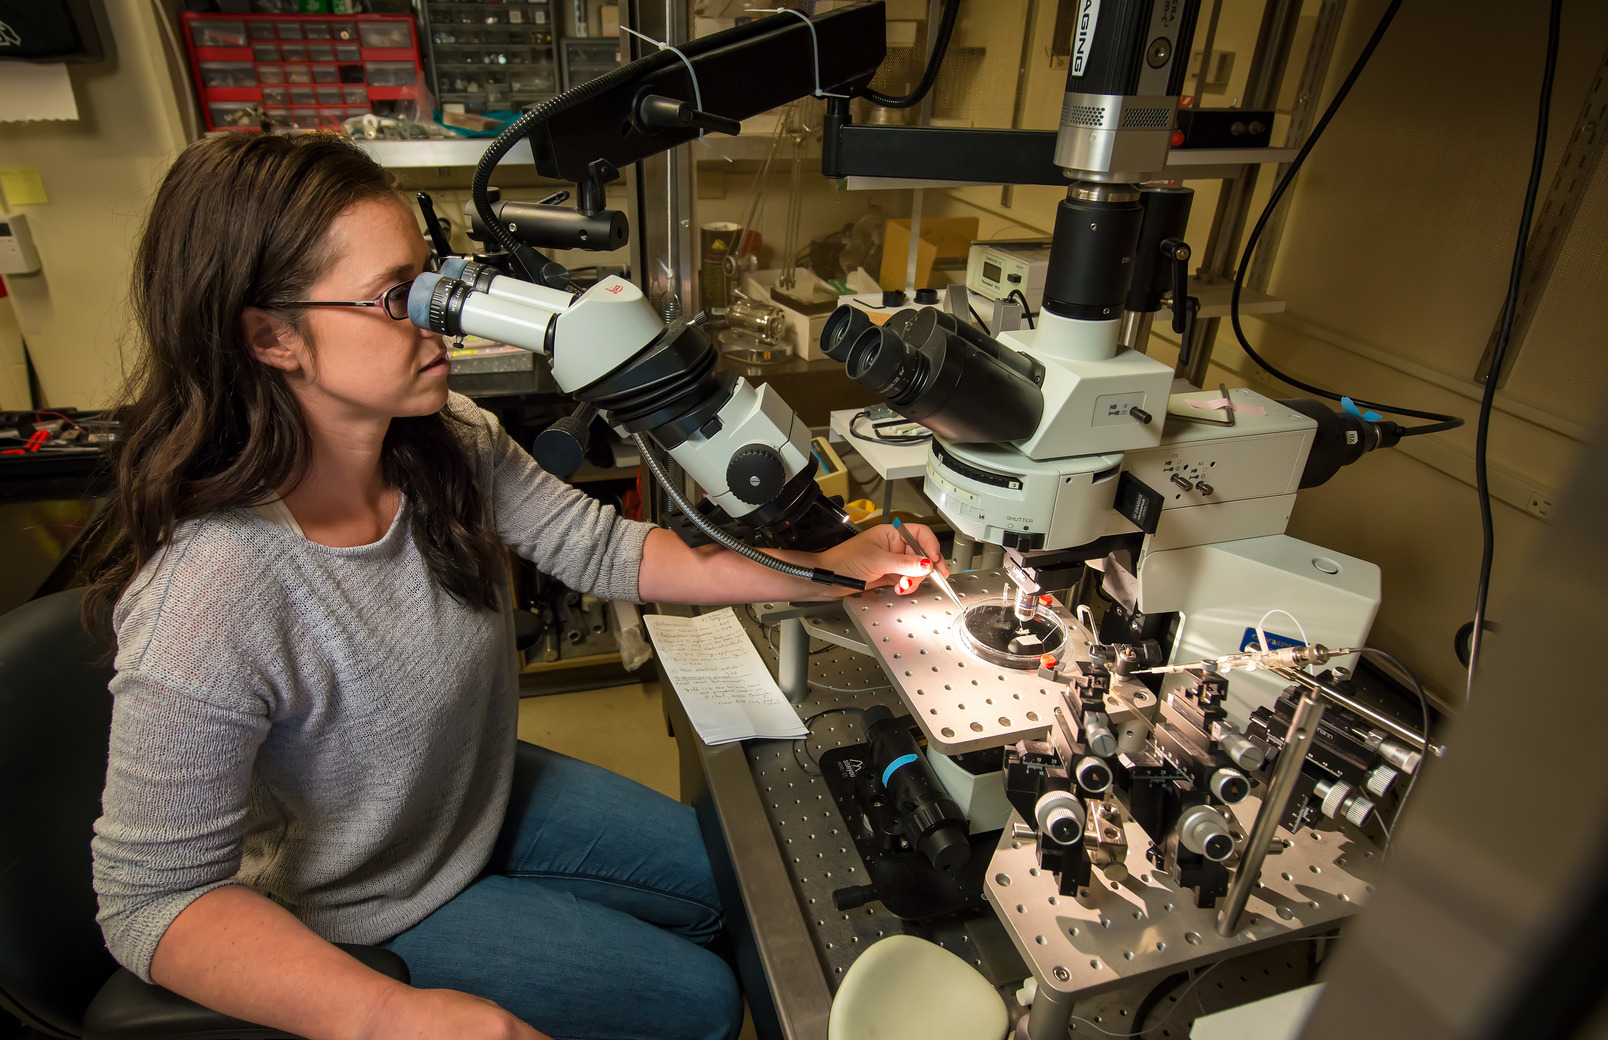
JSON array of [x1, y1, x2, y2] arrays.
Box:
[[91, 393, 654, 982]]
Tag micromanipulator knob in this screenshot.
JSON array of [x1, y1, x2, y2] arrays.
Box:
[[1378, 738, 1422, 775], [1074, 756, 1113, 796], [1035, 791, 1086, 846], [1178, 805, 1235, 862], [1209, 767, 1249, 804], [1365, 764, 1399, 798], [1219, 731, 1266, 771], [1083, 712, 1117, 758], [1314, 778, 1376, 829]]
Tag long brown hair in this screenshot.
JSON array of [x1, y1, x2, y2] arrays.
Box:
[[83, 132, 503, 643]]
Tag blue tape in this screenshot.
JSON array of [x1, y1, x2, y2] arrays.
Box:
[[1241, 627, 1304, 653], [881, 753, 919, 789], [1341, 396, 1382, 422]]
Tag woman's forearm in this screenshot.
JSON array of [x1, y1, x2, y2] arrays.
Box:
[[636, 528, 832, 605], [636, 523, 944, 606], [151, 885, 406, 1040]]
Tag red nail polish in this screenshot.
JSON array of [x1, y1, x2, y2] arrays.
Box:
[[921, 558, 932, 568]]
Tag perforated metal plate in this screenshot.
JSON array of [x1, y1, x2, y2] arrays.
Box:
[[986, 796, 1379, 1002], [837, 570, 1090, 755], [735, 611, 993, 988]]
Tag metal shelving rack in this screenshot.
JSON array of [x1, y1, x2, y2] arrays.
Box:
[[418, 0, 560, 114]]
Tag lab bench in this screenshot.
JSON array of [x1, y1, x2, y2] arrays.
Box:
[[658, 589, 1361, 1040]]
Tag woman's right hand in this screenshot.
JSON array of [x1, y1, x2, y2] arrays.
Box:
[[355, 984, 550, 1040]]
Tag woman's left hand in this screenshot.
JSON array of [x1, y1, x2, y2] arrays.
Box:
[[816, 523, 950, 596]]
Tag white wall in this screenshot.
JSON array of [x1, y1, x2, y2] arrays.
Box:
[[928, 0, 1608, 703], [0, 3, 192, 410]]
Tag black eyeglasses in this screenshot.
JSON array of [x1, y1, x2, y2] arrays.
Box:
[[289, 278, 414, 321]]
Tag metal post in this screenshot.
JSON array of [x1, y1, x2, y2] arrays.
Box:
[[1024, 980, 1075, 1040], [1218, 686, 1326, 936], [951, 532, 976, 572], [779, 617, 810, 703], [1120, 309, 1155, 353], [628, 0, 696, 323], [1274, 667, 1439, 755], [1177, 0, 1305, 388]]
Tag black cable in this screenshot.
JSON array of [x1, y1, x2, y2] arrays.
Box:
[[1468, 0, 1561, 700], [848, 409, 932, 446], [1226, 0, 1464, 435], [855, 0, 961, 109], [1007, 289, 1035, 329], [966, 303, 991, 336], [792, 706, 867, 777], [470, 12, 809, 279]]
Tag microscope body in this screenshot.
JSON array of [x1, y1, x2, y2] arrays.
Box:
[[412, 263, 845, 550]]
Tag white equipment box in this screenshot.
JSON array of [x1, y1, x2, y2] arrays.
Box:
[[0, 213, 41, 276], [965, 239, 1049, 314]]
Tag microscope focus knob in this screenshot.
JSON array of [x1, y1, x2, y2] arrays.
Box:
[[1034, 791, 1086, 846], [1178, 805, 1235, 862], [726, 446, 787, 506]]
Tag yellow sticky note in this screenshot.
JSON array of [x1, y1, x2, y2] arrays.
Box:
[[0, 167, 48, 207]]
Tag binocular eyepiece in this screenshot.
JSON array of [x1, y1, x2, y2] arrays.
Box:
[[820, 305, 1045, 444]]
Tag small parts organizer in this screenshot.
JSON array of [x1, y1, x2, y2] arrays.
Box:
[[181, 13, 425, 132]]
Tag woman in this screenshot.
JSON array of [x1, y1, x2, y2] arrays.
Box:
[[85, 131, 945, 1040]]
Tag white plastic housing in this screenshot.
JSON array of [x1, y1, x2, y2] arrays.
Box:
[[549, 276, 669, 391], [924, 440, 1124, 551], [668, 379, 813, 518], [1000, 312, 1175, 462], [1138, 535, 1382, 725]]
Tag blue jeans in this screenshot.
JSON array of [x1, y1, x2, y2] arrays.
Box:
[[380, 742, 742, 1040]]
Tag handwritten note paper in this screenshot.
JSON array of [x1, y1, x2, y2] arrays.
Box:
[[643, 609, 808, 746]]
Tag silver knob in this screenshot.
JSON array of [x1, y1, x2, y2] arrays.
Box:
[[1364, 764, 1399, 798], [1083, 712, 1117, 758], [1035, 791, 1086, 846], [1074, 756, 1113, 795], [1314, 778, 1376, 829], [1209, 767, 1249, 804], [1378, 739, 1422, 775], [1219, 731, 1266, 771], [1178, 805, 1235, 862]]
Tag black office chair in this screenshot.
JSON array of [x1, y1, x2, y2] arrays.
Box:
[[0, 590, 408, 1039]]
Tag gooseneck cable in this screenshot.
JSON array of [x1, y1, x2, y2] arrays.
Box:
[[634, 435, 864, 590]]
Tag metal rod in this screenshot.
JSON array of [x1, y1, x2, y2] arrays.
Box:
[[1025, 979, 1075, 1040], [779, 617, 810, 703], [1120, 309, 1155, 354], [951, 532, 976, 572], [1192, 0, 1223, 97], [1271, 666, 1442, 755], [1177, 0, 1305, 388], [1218, 687, 1326, 936]]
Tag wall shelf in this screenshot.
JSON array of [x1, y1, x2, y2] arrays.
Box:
[[354, 136, 531, 168]]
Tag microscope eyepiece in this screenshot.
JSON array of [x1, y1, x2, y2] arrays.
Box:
[[819, 305, 1045, 444], [821, 305, 871, 362]]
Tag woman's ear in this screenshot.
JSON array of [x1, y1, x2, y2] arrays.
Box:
[[242, 306, 306, 375]]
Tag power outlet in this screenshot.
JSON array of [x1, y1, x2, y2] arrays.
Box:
[[1525, 492, 1555, 521]]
